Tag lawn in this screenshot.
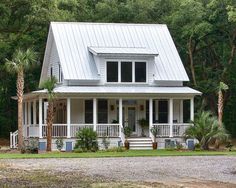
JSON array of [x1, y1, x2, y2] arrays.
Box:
[[0, 149, 236, 159]]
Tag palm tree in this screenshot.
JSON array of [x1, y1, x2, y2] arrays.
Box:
[[215, 82, 229, 148], [5, 48, 37, 149], [217, 82, 229, 127], [40, 76, 57, 151], [184, 111, 229, 150]]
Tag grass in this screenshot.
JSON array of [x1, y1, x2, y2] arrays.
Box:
[[0, 149, 236, 159]]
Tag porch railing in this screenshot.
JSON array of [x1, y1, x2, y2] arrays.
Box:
[[10, 130, 18, 149], [97, 124, 120, 137], [42, 124, 67, 137], [70, 124, 93, 137], [152, 123, 192, 137]]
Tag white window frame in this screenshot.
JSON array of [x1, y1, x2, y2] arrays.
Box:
[[105, 59, 148, 84]]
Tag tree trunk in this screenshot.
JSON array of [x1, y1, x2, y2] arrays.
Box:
[[218, 90, 223, 127], [46, 101, 54, 152], [188, 38, 197, 86], [17, 70, 24, 149]]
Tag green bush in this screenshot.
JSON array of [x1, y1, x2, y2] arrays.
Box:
[[74, 128, 98, 152], [21, 138, 39, 154], [55, 137, 64, 151]]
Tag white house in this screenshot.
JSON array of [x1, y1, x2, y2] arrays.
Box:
[[10, 22, 201, 150]]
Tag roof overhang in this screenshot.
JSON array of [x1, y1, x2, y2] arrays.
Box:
[[88, 46, 159, 57]]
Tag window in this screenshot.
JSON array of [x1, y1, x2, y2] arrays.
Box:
[[121, 61, 132, 82], [183, 100, 190, 123], [98, 99, 108, 123], [106, 60, 146, 83], [135, 62, 146, 82], [158, 100, 168, 123], [50, 66, 53, 78], [107, 61, 118, 82], [85, 100, 93, 123]]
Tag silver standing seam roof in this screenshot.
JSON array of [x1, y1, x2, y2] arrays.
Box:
[[43, 22, 189, 81]]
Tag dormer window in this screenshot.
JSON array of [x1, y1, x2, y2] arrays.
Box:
[[106, 60, 146, 83]]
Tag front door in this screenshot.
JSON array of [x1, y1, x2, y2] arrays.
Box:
[[124, 106, 136, 135]]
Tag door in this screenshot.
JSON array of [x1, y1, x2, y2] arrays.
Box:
[[124, 106, 136, 134]]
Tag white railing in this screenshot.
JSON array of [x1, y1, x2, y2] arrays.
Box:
[[152, 123, 192, 137], [153, 124, 170, 137], [27, 124, 39, 137], [42, 124, 67, 137], [10, 130, 18, 149], [70, 124, 93, 137], [173, 123, 192, 137], [97, 124, 120, 137]]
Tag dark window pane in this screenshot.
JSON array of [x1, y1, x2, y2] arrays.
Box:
[[135, 62, 146, 82], [85, 100, 93, 123], [98, 99, 108, 123], [121, 62, 132, 82], [158, 100, 168, 123], [107, 62, 118, 82], [183, 100, 190, 123]]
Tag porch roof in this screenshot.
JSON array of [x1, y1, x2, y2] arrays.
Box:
[[34, 86, 201, 95]]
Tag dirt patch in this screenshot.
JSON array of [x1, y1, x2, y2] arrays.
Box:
[[0, 138, 9, 146]]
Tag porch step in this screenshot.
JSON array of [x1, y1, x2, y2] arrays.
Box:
[[127, 137, 153, 150]]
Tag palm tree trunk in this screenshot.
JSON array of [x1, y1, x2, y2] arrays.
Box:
[[17, 70, 24, 149], [218, 90, 223, 127], [46, 101, 54, 152]]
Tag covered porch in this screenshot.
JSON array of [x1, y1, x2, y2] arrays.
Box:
[[21, 96, 194, 142]]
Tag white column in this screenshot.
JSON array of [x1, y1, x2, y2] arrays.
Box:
[[24, 102, 27, 126], [180, 100, 183, 123], [93, 98, 97, 131], [190, 97, 194, 121], [28, 101, 31, 125], [119, 98, 123, 133], [169, 98, 173, 137], [67, 98, 71, 138], [39, 98, 43, 138], [149, 98, 153, 140], [33, 100, 37, 125]]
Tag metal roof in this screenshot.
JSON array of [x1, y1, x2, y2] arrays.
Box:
[[88, 46, 158, 56], [48, 22, 189, 81], [34, 86, 201, 95]]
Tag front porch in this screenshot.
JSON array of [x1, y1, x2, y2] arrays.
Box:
[[18, 97, 194, 145]]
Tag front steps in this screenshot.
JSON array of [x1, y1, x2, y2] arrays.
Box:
[[127, 137, 153, 150]]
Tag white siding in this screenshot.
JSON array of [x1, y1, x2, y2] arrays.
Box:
[[70, 99, 84, 124], [47, 40, 63, 83]]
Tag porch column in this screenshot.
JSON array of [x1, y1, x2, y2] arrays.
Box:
[[169, 98, 173, 137], [149, 98, 153, 140], [119, 98, 123, 137], [39, 98, 43, 138], [190, 97, 194, 121], [93, 98, 97, 131], [28, 101, 31, 125], [24, 102, 27, 126], [67, 98, 71, 138], [33, 100, 37, 125]]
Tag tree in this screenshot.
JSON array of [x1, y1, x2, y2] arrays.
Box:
[[39, 76, 57, 152], [184, 111, 229, 150], [217, 82, 229, 127], [5, 48, 37, 148]]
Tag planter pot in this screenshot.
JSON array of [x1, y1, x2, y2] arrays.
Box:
[[152, 142, 158, 150], [124, 141, 129, 150]]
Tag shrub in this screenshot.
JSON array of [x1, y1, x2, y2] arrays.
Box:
[[55, 137, 64, 151], [184, 111, 229, 150], [101, 134, 110, 150], [74, 128, 98, 152], [194, 143, 201, 151], [123, 126, 131, 138], [21, 138, 39, 154], [176, 141, 183, 150], [225, 142, 234, 151]]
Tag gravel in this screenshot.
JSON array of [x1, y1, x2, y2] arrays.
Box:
[[1, 156, 236, 185]]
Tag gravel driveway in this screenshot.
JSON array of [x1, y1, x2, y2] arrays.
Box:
[[1, 156, 236, 187]]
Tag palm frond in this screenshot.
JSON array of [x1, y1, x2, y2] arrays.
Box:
[[40, 76, 57, 101]]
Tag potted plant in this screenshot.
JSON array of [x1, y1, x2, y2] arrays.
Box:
[[55, 137, 64, 151], [150, 126, 159, 149], [123, 126, 131, 149], [138, 118, 149, 137]]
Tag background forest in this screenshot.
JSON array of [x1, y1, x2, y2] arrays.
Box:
[[0, 0, 235, 139]]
